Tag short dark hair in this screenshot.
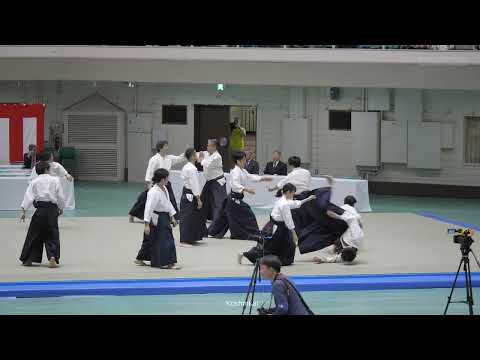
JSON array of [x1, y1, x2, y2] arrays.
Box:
[[273, 150, 282, 156], [28, 144, 36, 151], [260, 255, 282, 273], [156, 140, 169, 152], [38, 151, 53, 162], [151, 168, 169, 184], [276, 183, 297, 198], [341, 247, 357, 263], [35, 161, 50, 175], [288, 156, 301, 168], [232, 150, 246, 163], [344, 195, 357, 207], [184, 147, 196, 161]]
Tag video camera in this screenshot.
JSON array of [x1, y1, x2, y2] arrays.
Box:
[[448, 228, 474, 249]]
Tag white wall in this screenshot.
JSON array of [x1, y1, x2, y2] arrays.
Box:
[[2, 80, 480, 186]]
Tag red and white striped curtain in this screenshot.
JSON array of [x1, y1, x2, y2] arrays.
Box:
[[0, 104, 45, 163]]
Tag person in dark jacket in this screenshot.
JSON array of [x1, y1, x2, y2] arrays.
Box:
[[259, 255, 314, 315], [23, 144, 37, 169], [263, 150, 287, 176], [245, 150, 259, 175]]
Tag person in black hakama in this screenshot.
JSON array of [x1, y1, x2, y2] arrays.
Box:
[[198, 139, 228, 226], [19, 161, 65, 268], [296, 183, 349, 255], [143, 168, 181, 270], [129, 188, 152, 265], [179, 148, 207, 247], [208, 151, 272, 240], [239, 183, 316, 266]]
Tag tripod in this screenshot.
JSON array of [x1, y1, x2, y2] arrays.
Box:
[[444, 245, 480, 315], [242, 233, 267, 315]]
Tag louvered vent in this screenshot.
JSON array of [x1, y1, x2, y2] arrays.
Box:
[[67, 115, 118, 144], [77, 149, 118, 178]]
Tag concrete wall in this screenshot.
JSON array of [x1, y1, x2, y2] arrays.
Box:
[[2, 80, 480, 186]]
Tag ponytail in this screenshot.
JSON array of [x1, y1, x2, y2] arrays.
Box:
[[277, 183, 296, 198]]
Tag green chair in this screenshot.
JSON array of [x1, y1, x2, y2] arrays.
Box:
[[59, 146, 77, 178]]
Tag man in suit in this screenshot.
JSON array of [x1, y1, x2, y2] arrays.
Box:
[[263, 150, 287, 176], [245, 150, 259, 174]]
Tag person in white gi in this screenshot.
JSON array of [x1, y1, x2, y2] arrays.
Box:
[[313, 195, 364, 264], [20, 161, 65, 268], [198, 139, 228, 230], [144, 140, 186, 218], [269, 156, 311, 198], [30, 151, 74, 210], [179, 148, 207, 247]]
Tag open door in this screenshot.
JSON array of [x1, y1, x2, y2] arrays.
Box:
[[194, 105, 231, 171]]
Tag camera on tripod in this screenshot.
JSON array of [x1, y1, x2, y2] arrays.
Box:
[[447, 228, 474, 248]]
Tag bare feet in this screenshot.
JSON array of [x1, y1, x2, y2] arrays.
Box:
[[313, 257, 324, 264], [161, 264, 182, 270], [134, 259, 147, 266], [129, 216, 135, 223]]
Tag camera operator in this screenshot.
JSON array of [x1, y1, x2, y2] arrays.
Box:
[[258, 255, 314, 315]]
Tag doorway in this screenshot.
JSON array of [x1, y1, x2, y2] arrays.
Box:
[[194, 104, 258, 172], [194, 105, 231, 171]]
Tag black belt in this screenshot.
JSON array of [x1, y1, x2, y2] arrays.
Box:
[[34, 201, 57, 209], [230, 191, 244, 200], [270, 216, 285, 227], [206, 174, 225, 183], [183, 187, 193, 195], [153, 211, 169, 215]]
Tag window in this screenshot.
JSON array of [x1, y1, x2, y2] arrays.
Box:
[[162, 105, 187, 125], [329, 110, 351, 131], [464, 116, 480, 164]]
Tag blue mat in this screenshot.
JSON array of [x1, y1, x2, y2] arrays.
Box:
[[1, 272, 479, 298]]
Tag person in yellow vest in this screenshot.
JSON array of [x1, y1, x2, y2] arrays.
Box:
[[229, 119, 246, 153]]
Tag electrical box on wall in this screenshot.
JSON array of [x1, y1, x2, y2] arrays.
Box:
[[327, 87, 340, 101]]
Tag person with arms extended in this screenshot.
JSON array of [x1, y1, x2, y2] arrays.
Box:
[[179, 148, 207, 247], [239, 183, 315, 266], [144, 140, 186, 219], [208, 151, 272, 240], [19, 161, 65, 268], [258, 255, 314, 315], [143, 168, 181, 269]]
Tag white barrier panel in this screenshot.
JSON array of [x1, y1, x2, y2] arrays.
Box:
[[22, 117, 37, 155], [0, 118, 9, 163], [169, 170, 371, 212]]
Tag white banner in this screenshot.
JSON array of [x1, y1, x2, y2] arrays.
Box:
[[22, 117, 37, 155]]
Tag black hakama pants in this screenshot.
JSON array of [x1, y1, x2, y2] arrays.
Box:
[[208, 192, 260, 240], [19, 202, 60, 264], [150, 212, 177, 267], [243, 218, 296, 266], [166, 181, 180, 220], [201, 176, 227, 223], [129, 189, 148, 220], [179, 187, 207, 244]]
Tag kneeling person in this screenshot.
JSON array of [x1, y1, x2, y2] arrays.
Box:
[[239, 183, 315, 266], [19, 161, 65, 268], [313, 195, 364, 264]]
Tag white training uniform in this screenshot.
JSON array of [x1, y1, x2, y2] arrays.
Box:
[[229, 165, 262, 193], [21, 174, 65, 211], [270, 196, 303, 230], [30, 162, 74, 210], [276, 168, 311, 195], [200, 151, 224, 181], [30, 161, 69, 180], [316, 204, 364, 263], [181, 162, 202, 201], [145, 153, 185, 183], [143, 185, 177, 226]]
